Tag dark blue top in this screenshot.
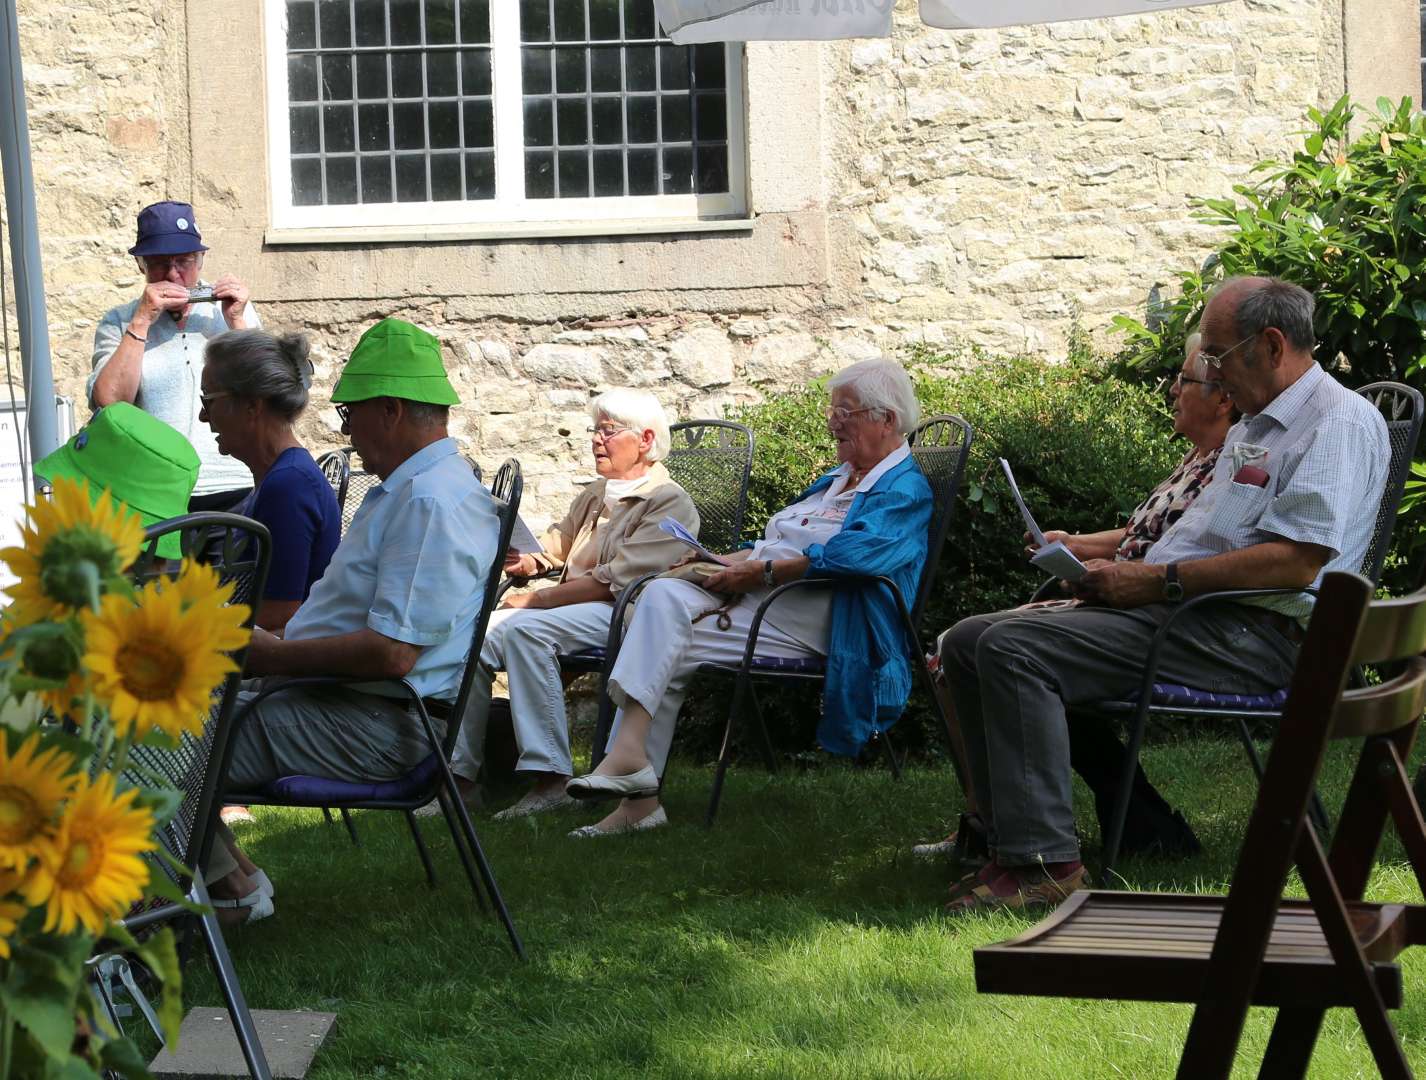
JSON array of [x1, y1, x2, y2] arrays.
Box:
[[237, 447, 341, 602]]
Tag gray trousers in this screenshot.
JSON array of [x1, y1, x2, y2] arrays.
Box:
[[939, 601, 1299, 866], [208, 682, 442, 882]]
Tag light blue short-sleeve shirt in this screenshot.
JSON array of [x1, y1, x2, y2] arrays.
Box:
[[282, 438, 498, 701], [1146, 364, 1390, 616]]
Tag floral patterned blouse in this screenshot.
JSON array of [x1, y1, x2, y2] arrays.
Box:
[[1114, 446, 1221, 562]]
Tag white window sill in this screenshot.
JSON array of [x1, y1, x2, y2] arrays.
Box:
[[263, 216, 757, 246]]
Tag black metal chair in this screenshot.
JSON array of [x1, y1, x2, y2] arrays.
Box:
[[223, 461, 526, 959], [1077, 381, 1425, 879], [92, 512, 275, 1080], [315, 448, 350, 519], [591, 415, 973, 824]]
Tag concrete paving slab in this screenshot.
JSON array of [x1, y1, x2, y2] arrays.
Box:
[[148, 1008, 336, 1079]]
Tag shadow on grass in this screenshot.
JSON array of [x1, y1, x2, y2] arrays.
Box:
[[170, 735, 1425, 1079]]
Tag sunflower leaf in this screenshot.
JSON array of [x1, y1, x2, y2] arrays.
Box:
[[98, 1036, 153, 1079], [129, 785, 183, 822], [130, 926, 184, 1044]]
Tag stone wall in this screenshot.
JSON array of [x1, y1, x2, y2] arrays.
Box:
[[6, 0, 1418, 523]]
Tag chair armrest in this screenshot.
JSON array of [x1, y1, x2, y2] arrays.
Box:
[[496, 566, 559, 601], [736, 573, 917, 673], [1133, 585, 1316, 708]]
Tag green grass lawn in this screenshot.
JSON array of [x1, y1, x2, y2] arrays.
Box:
[[180, 734, 1426, 1079]]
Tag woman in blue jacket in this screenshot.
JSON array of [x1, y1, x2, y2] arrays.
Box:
[[565, 358, 933, 836]]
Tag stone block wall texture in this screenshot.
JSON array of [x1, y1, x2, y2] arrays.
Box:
[[3, 0, 1397, 523]]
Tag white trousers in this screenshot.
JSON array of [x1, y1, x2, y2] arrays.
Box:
[[606, 578, 824, 775], [450, 602, 615, 779]]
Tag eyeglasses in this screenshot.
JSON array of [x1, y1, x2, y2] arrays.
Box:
[[335, 403, 351, 427], [198, 391, 229, 411], [138, 253, 203, 274], [1173, 372, 1221, 392], [587, 424, 631, 441], [824, 406, 876, 424], [1196, 331, 1259, 370]]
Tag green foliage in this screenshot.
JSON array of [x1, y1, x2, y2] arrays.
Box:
[[1114, 95, 1426, 386], [702, 349, 1178, 761]]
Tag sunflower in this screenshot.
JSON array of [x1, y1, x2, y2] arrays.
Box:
[[169, 558, 237, 614], [0, 867, 26, 959], [82, 580, 250, 741], [0, 731, 78, 871], [1, 477, 146, 628], [23, 773, 153, 935]]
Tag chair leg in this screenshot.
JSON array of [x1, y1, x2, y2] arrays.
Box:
[[437, 790, 489, 915], [1258, 1008, 1327, 1079], [321, 807, 334, 825], [431, 764, 524, 960], [1102, 709, 1151, 884], [706, 671, 750, 828], [191, 880, 274, 1080], [404, 811, 438, 888], [591, 690, 615, 772], [748, 686, 778, 774], [1237, 720, 1331, 834], [875, 731, 903, 780], [340, 808, 360, 846]]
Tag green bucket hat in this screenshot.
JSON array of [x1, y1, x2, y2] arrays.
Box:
[[331, 318, 459, 406], [36, 402, 200, 559]]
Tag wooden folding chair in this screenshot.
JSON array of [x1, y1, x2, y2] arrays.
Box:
[[974, 569, 1426, 1078]]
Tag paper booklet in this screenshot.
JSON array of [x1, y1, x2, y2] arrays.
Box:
[[507, 513, 544, 555], [997, 458, 1087, 583], [658, 517, 732, 565]]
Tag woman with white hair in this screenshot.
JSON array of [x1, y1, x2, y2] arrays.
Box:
[[565, 358, 933, 836], [447, 388, 698, 819]]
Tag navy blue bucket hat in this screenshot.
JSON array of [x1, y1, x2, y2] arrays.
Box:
[[129, 200, 209, 257]]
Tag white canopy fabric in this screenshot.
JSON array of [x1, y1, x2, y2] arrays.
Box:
[[654, 0, 1231, 44]]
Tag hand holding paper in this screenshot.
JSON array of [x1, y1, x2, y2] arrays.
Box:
[[999, 458, 1087, 582], [659, 517, 732, 566]]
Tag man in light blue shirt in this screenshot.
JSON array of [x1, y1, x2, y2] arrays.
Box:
[[938, 277, 1390, 913], [222, 318, 498, 792]]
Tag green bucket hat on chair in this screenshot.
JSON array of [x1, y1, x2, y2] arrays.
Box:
[[35, 402, 200, 559], [331, 318, 460, 405]]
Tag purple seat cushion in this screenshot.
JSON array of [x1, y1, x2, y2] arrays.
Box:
[[1150, 682, 1290, 710], [697, 655, 827, 675], [262, 753, 441, 804]]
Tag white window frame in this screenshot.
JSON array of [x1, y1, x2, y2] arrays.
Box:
[[263, 1, 748, 235]]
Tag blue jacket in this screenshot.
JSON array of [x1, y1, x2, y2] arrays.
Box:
[[795, 455, 933, 755]]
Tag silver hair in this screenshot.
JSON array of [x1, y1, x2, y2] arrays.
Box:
[[826, 357, 921, 435], [1221, 276, 1316, 352], [1183, 332, 1202, 360], [589, 388, 673, 462], [204, 329, 314, 422]]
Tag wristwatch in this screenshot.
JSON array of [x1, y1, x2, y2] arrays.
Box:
[[1163, 563, 1184, 603], [763, 559, 776, 587]]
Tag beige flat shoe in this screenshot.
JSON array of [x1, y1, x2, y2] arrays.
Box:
[[568, 805, 668, 838]]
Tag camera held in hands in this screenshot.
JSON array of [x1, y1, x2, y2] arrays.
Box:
[[186, 286, 218, 304]]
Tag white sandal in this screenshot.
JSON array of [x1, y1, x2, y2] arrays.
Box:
[[211, 889, 274, 925], [251, 869, 275, 899]]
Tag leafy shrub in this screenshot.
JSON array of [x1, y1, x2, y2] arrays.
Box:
[[1113, 96, 1426, 386], [675, 350, 1180, 763]]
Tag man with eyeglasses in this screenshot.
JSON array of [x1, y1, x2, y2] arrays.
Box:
[[90, 201, 259, 512], [939, 276, 1389, 914]]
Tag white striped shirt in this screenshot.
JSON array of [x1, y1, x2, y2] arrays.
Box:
[[1145, 363, 1389, 616]]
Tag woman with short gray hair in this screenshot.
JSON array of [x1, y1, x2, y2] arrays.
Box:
[[565, 358, 933, 837], [201, 329, 341, 632], [443, 388, 699, 822]]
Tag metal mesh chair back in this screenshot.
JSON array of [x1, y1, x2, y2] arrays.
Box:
[[342, 469, 381, 535], [663, 420, 754, 552], [440, 458, 522, 757], [907, 414, 974, 627], [316, 448, 350, 513], [1355, 382, 1424, 585], [131, 511, 271, 611], [124, 514, 270, 883]]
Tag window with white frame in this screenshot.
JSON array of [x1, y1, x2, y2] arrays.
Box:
[[267, 0, 746, 232]]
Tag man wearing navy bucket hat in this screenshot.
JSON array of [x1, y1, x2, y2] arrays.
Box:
[[89, 200, 259, 512]]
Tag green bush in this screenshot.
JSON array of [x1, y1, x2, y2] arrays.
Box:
[[1113, 96, 1426, 386], [674, 350, 1180, 763]]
